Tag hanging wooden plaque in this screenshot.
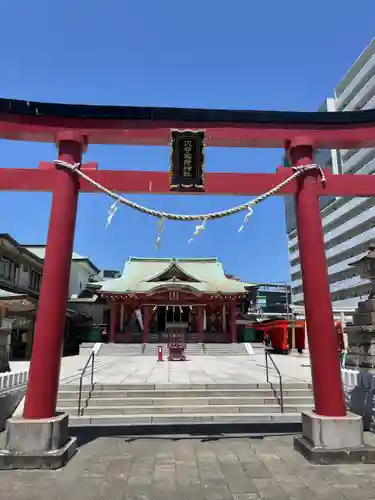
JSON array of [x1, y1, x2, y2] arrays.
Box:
[[170, 130, 205, 191]]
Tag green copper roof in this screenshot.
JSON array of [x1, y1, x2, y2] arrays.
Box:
[[97, 257, 252, 295]]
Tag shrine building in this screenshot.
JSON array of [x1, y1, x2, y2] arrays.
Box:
[[83, 257, 255, 344]]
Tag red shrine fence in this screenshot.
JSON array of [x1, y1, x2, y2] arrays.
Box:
[[1, 99, 375, 422]]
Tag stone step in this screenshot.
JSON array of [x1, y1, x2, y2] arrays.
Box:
[[67, 413, 303, 426], [98, 345, 143, 356], [57, 396, 313, 407], [204, 347, 246, 350], [60, 388, 312, 399], [79, 382, 312, 390], [58, 391, 91, 399], [58, 404, 313, 416], [59, 384, 94, 391]]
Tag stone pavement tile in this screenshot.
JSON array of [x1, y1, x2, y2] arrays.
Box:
[[273, 473, 303, 485], [232, 495, 260, 500], [125, 495, 154, 500], [275, 448, 308, 468], [101, 478, 127, 500], [225, 476, 259, 494], [203, 491, 233, 500], [0, 478, 28, 500], [106, 458, 135, 479], [258, 456, 291, 475], [200, 478, 231, 492], [323, 468, 372, 487], [72, 458, 111, 478], [200, 470, 226, 481], [177, 477, 202, 489], [331, 484, 375, 499], [176, 485, 207, 500], [25, 478, 108, 500], [127, 475, 153, 487], [176, 465, 200, 478], [241, 462, 272, 479], [216, 450, 242, 463], [279, 483, 319, 500], [252, 478, 289, 500], [218, 463, 245, 477]]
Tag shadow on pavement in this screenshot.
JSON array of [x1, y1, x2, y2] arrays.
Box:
[[69, 422, 302, 447]]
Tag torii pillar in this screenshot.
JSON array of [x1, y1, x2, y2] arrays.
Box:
[[290, 142, 371, 464], [0, 133, 86, 469]]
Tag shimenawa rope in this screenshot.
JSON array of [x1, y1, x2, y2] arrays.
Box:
[[53, 160, 325, 246]]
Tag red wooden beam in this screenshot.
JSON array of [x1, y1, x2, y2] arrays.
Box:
[[2, 167, 375, 197], [0, 168, 300, 195], [1, 115, 375, 149]]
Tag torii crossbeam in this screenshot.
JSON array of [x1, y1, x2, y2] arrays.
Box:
[[1, 98, 375, 436]]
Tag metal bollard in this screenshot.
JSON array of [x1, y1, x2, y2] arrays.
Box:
[[157, 345, 163, 362]]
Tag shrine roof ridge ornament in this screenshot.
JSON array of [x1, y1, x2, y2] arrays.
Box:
[[1, 97, 375, 148]]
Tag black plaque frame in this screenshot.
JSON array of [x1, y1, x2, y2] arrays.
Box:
[[170, 130, 205, 191]]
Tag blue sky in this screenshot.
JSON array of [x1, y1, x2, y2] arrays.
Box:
[[0, 1, 374, 283]]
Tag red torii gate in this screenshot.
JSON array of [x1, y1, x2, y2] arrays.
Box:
[[2, 99, 375, 427]]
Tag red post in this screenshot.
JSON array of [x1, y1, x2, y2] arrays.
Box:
[[229, 301, 237, 343], [143, 306, 150, 343], [197, 306, 204, 343], [157, 345, 163, 361], [109, 303, 118, 343], [23, 134, 86, 419], [291, 142, 346, 417]]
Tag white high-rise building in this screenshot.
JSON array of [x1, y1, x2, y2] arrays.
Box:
[[286, 39, 375, 310]]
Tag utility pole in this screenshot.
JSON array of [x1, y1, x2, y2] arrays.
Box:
[[284, 282, 290, 321]]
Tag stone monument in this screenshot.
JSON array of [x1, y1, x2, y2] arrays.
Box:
[[346, 244, 375, 368]]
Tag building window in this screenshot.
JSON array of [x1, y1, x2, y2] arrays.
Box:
[[0, 257, 18, 283], [29, 269, 42, 291]]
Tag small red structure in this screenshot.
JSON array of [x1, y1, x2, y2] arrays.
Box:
[[335, 321, 345, 353], [168, 330, 186, 361], [253, 318, 306, 353], [3, 98, 375, 419]]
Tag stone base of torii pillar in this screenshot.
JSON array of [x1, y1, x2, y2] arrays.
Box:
[[0, 413, 77, 469], [294, 411, 375, 465]]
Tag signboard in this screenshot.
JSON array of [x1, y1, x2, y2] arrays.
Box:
[[257, 295, 267, 306], [170, 130, 205, 190]]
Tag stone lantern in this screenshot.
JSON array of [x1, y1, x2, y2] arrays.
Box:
[[346, 244, 375, 367], [349, 243, 375, 299]]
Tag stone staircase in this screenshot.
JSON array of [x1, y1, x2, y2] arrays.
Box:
[[94, 343, 248, 357], [96, 344, 143, 356], [142, 343, 167, 356], [185, 343, 204, 355], [203, 343, 248, 356], [57, 383, 314, 429]]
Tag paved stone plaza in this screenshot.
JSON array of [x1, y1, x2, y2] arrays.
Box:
[[11, 352, 312, 388], [3, 351, 327, 499], [2, 433, 375, 499], [82, 355, 311, 386]]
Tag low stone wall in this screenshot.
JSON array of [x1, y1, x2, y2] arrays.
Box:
[[0, 370, 28, 431], [341, 368, 375, 431]]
